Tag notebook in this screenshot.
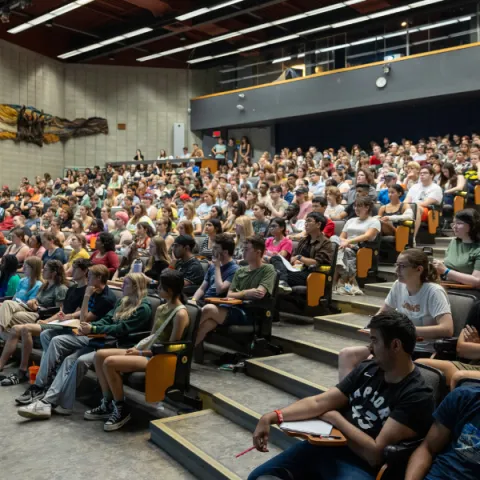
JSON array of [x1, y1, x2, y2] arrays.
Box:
[[279, 419, 333, 436], [41, 319, 81, 330]]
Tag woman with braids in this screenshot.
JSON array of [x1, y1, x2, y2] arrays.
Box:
[[337, 249, 453, 381], [84, 270, 189, 431]]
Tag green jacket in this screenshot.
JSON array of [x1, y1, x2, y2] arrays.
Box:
[[91, 297, 151, 338]]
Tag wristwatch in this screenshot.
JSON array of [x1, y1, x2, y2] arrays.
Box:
[[296, 255, 302, 261]]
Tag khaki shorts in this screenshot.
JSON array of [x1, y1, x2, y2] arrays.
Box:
[[452, 361, 480, 371]]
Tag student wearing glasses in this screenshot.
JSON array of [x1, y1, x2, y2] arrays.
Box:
[[338, 249, 453, 381]]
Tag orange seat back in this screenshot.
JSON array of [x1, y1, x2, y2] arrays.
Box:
[[307, 272, 326, 307], [395, 225, 410, 253], [357, 247, 373, 278], [453, 195, 465, 214], [145, 354, 177, 403], [475, 185, 480, 205], [427, 209, 439, 234]]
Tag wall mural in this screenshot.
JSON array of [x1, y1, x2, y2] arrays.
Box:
[[0, 104, 108, 147]]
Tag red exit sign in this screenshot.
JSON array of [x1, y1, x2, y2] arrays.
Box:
[[212, 130, 221, 138]]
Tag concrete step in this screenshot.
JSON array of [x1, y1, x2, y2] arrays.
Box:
[[435, 237, 453, 247], [364, 282, 395, 298], [377, 265, 397, 282], [418, 244, 446, 259], [150, 409, 284, 480], [271, 322, 367, 365], [333, 293, 383, 316], [246, 352, 338, 398], [313, 312, 372, 341], [190, 363, 298, 420]]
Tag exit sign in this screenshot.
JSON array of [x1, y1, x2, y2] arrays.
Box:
[[212, 130, 221, 138]]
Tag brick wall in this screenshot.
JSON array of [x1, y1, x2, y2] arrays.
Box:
[[0, 39, 215, 186]]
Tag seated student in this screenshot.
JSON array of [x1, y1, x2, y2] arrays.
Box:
[[5, 228, 30, 265], [292, 197, 335, 239], [90, 232, 120, 277], [405, 382, 480, 480], [377, 172, 406, 205], [405, 165, 443, 240], [338, 248, 453, 381], [0, 254, 20, 299], [199, 219, 223, 260], [333, 197, 381, 295], [248, 312, 435, 480], [192, 234, 239, 305], [264, 218, 293, 262], [0, 260, 68, 335], [233, 215, 255, 261], [340, 184, 379, 220], [144, 236, 170, 283], [16, 272, 150, 419], [64, 234, 90, 275], [271, 212, 333, 293], [83, 270, 189, 431], [376, 184, 413, 236], [433, 209, 480, 288], [195, 235, 276, 346], [41, 232, 67, 265], [252, 203, 271, 237], [170, 235, 205, 286], [0, 258, 91, 386], [111, 211, 133, 248]]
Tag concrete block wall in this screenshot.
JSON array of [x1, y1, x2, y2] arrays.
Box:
[[0, 40, 65, 187], [0, 39, 216, 185]]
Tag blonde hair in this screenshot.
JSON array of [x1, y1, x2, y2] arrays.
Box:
[[407, 161, 421, 172], [24, 256, 43, 291], [325, 186, 342, 204], [114, 273, 148, 321], [204, 189, 217, 203], [183, 202, 195, 220], [147, 236, 171, 269], [235, 215, 254, 245]]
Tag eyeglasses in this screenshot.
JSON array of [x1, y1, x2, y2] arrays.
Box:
[[451, 222, 466, 227], [394, 263, 412, 270]]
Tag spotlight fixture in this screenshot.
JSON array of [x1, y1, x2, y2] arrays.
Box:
[[401, 21, 408, 27], [238, 93, 245, 99], [236, 104, 245, 111], [108, 55, 115, 61], [383, 63, 391, 75]]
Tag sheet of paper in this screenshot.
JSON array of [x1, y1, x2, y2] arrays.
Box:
[[280, 419, 333, 436], [49, 319, 80, 328], [277, 254, 302, 272]]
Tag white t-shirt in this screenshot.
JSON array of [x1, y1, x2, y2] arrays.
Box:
[[180, 215, 202, 230], [407, 182, 443, 204], [325, 204, 345, 219], [385, 281, 451, 352], [343, 217, 381, 240]]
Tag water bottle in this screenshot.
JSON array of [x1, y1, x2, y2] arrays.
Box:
[[132, 259, 143, 273]]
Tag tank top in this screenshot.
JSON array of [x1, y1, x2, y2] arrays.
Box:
[[384, 203, 404, 217]]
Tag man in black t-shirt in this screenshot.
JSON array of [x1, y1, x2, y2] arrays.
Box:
[[248, 311, 435, 480], [171, 235, 205, 286]]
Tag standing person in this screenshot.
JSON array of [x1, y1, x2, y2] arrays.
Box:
[[338, 248, 453, 380], [133, 149, 144, 161], [90, 232, 120, 277], [226, 138, 238, 165], [405, 165, 443, 241], [195, 235, 276, 346], [83, 270, 188, 431], [239, 136, 251, 163], [192, 234, 239, 304], [212, 137, 227, 165], [248, 312, 435, 480], [0, 260, 67, 335], [17, 272, 149, 419], [0, 255, 20, 299]]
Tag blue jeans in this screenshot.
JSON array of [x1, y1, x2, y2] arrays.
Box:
[[248, 441, 376, 480]]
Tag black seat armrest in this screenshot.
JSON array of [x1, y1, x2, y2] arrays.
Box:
[[127, 331, 152, 344], [0, 296, 14, 302], [434, 337, 459, 354], [383, 439, 423, 464], [38, 306, 61, 319], [151, 341, 191, 355]]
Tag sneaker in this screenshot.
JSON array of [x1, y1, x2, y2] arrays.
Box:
[[84, 398, 113, 421], [350, 285, 363, 296], [104, 401, 132, 432], [1, 371, 28, 386], [278, 281, 292, 294], [343, 284, 354, 295], [17, 400, 51, 420], [52, 405, 73, 416], [15, 384, 45, 405], [335, 286, 348, 295]]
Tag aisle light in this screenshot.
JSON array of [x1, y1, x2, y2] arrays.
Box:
[[8, 0, 94, 34]]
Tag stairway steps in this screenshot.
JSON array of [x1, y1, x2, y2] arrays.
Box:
[[247, 353, 338, 398], [313, 312, 372, 340], [333, 293, 383, 316], [190, 364, 298, 417], [364, 282, 395, 298], [150, 410, 283, 480], [272, 322, 367, 364]]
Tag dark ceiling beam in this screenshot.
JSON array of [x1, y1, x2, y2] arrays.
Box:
[[79, 0, 290, 62]]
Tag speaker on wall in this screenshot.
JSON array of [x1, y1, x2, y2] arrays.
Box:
[[173, 123, 185, 158]]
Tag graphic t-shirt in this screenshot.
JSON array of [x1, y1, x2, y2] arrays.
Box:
[[426, 385, 480, 480], [385, 281, 451, 352], [337, 360, 434, 439], [407, 182, 443, 204]]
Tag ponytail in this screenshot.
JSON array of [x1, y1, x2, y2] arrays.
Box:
[[401, 249, 439, 284], [425, 261, 440, 284]]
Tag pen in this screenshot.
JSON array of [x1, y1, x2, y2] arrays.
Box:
[[315, 435, 342, 439], [235, 446, 256, 458]]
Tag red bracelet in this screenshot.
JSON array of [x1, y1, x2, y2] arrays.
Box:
[[274, 409, 284, 424]]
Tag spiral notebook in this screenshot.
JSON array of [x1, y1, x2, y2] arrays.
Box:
[[279, 419, 333, 436]]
